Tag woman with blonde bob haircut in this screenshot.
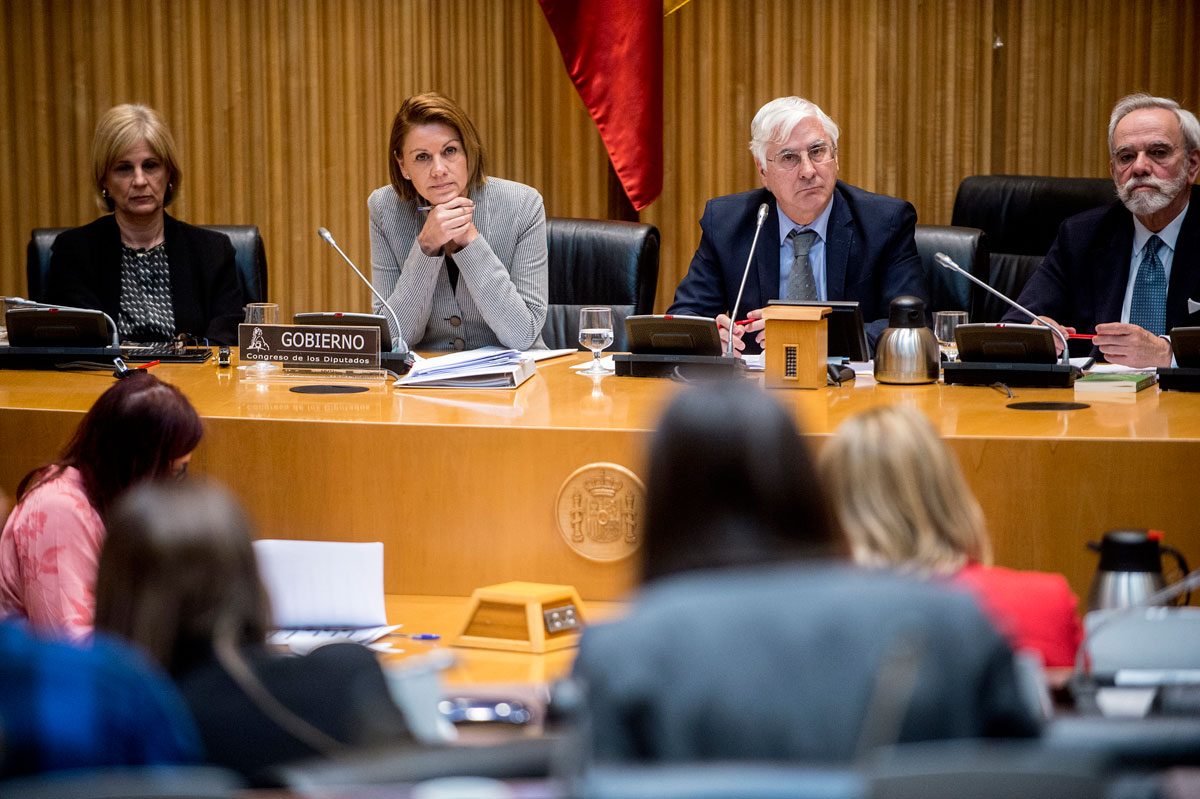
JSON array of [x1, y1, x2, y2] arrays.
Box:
[[821, 404, 1082, 667], [46, 104, 243, 345], [368, 92, 548, 352]]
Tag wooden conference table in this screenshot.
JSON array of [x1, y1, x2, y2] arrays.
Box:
[[1, 351, 1198, 611]]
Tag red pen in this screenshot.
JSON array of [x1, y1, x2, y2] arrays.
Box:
[[137, 360, 161, 369], [1068, 333, 1095, 340]]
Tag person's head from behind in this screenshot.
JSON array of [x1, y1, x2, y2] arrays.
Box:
[[92, 103, 182, 214], [819, 404, 991, 576], [20, 372, 202, 515], [640, 382, 843, 583], [94, 479, 270, 677], [388, 92, 488, 206]]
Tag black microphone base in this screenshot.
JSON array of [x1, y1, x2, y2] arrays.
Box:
[[0, 345, 122, 370], [380, 350, 415, 376], [613, 352, 748, 379], [943, 361, 1081, 388], [1157, 367, 1200, 392]]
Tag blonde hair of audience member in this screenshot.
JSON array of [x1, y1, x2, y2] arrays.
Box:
[[819, 404, 992, 575], [91, 103, 182, 211], [94, 479, 345, 756]]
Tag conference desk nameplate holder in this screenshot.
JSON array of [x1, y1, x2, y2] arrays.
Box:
[[237, 323, 389, 385], [760, 305, 831, 390], [454, 581, 585, 654]]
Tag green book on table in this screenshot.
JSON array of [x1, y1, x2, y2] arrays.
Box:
[[1073, 372, 1158, 393]]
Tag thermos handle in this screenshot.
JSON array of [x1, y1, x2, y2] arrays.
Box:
[[1161, 545, 1191, 606]]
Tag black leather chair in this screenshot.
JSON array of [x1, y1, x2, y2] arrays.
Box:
[[950, 176, 1116, 321], [543, 217, 659, 351], [26, 225, 269, 305], [913, 224, 989, 315]]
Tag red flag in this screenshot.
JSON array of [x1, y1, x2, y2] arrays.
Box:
[[539, 0, 663, 212]]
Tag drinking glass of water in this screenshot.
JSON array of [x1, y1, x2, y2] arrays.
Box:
[[933, 311, 968, 361], [578, 306, 614, 375]]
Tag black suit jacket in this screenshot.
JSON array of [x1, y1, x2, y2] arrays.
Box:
[[573, 563, 1039, 764], [1006, 200, 1200, 335], [46, 213, 244, 344], [667, 182, 927, 350], [178, 643, 410, 781]]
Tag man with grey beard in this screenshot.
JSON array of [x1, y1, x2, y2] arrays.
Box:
[[1005, 93, 1200, 367]]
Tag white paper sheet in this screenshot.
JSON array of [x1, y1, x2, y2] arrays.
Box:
[[254, 539, 387, 628]]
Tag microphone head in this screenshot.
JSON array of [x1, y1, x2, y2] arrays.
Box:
[[317, 227, 334, 244], [933, 252, 960, 271], [756, 203, 769, 224]]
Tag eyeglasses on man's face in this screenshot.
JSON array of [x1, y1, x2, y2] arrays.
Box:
[[767, 142, 836, 171]]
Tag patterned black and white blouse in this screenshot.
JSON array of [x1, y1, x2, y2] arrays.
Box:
[[117, 242, 175, 343]]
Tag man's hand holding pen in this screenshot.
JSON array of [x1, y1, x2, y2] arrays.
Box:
[[716, 308, 766, 353]]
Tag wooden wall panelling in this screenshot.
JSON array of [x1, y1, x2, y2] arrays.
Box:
[[2, 1, 1199, 329]]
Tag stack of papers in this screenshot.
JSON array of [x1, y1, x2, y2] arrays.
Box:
[[254, 539, 398, 654], [394, 347, 536, 389]]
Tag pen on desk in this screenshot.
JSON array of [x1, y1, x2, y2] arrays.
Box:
[[387, 632, 441, 640], [137, 360, 160, 369]]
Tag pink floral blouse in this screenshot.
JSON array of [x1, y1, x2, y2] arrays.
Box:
[[0, 467, 105, 638]]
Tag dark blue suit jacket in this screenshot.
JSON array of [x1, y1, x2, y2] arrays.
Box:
[[1006, 200, 1200, 337], [667, 182, 927, 350]]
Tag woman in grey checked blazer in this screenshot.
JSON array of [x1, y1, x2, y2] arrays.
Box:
[[368, 93, 547, 351]]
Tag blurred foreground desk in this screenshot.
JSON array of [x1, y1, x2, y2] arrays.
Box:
[[1, 351, 1198, 602], [384, 594, 625, 686]]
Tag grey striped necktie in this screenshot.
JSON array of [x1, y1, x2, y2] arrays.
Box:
[[786, 228, 819, 300]]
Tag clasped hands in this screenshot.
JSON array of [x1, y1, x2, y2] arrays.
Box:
[[1040, 316, 1173, 368], [417, 196, 478, 257]]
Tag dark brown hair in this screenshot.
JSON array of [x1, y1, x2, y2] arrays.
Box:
[[640, 382, 845, 583], [94, 479, 270, 677], [387, 92, 487, 202], [18, 372, 203, 515]]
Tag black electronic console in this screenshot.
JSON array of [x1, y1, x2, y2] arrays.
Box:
[[766, 300, 869, 361], [294, 311, 413, 375], [943, 323, 1081, 388], [1158, 326, 1200, 392], [0, 345, 122, 370], [613, 315, 746, 378]]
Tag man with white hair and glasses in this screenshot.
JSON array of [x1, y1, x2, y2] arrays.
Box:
[[667, 96, 926, 354], [1006, 93, 1200, 367]]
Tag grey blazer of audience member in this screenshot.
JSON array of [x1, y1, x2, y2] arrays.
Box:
[[573, 563, 1040, 763], [368, 176, 548, 351]]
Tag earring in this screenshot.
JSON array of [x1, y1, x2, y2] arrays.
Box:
[[102, 188, 110, 199]]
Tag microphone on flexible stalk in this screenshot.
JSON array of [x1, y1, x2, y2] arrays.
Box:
[[726, 203, 770, 356], [933, 252, 1071, 366], [317, 227, 417, 370]]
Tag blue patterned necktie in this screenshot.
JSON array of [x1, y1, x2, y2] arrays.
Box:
[[786, 229, 818, 301], [1129, 235, 1167, 336]]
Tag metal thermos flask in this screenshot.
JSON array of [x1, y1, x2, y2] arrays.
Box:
[[1086, 529, 1190, 611], [873, 296, 939, 384]]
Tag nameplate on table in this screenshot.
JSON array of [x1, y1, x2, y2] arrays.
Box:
[[238, 323, 381, 369]]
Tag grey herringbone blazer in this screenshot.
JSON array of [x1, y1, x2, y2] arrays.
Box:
[[368, 177, 548, 351]]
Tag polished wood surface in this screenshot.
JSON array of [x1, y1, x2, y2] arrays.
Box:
[[1, 352, 1197, 606], [2, 1, 1196, 320]]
